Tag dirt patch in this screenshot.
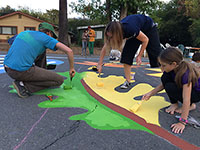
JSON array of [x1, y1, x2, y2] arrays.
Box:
[[0, 43, 10, 51], [0, 43, 109, 56], [47, 46, 109, 56]]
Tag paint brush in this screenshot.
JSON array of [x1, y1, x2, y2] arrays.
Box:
[[63, 71, 74, 90], [129, 100, 143, 113], [46, 94, 53, 102], [69, 71, 75, 89], [70, 76, 73, 89], [98, 72, 101, 78]]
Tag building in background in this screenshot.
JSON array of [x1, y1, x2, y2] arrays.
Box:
[[0, 11, 54, 42], [0, 11, 73, 50]]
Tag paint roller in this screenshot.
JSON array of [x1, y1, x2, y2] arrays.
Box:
[[63, 71, 74, 90], [129, 100, 144, 113], [96, 72, 104, 87]]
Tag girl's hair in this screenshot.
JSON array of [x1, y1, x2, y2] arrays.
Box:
[[159, 47, 200, 87], [39, 28, 52, 34], [104, 21, 123, 50]]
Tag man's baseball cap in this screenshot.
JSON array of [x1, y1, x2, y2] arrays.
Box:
[[38, 22, 58, 39]]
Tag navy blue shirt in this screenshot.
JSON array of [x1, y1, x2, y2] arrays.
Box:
[[120, 14, 154, 39]]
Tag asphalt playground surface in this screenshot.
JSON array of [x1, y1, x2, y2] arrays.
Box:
[[0, 51, 200, 150]]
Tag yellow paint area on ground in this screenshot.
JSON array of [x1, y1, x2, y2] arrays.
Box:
[[147, 73, 163, 77], [87, 66, 94, 70], [146, 68, 163, 77], [83, 72, 170, 126], [145, 68, 162, 72]]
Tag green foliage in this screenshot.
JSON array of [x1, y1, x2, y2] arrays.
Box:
[[69, 0, 161, 21], [2, 1, 200, 47], [0, 5, 59, 25], [69, 0, 107, 24], [189, 19, 200, 47], [185, 0, 200, 19], [0, 5, 15, 16], [18, 7, 59, 25], [150, 0, 193, 46], [184, 0, 200, 46], [46, 9, 59, 25]]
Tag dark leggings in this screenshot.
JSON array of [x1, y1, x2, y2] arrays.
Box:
[[161, 73, 200, 104]]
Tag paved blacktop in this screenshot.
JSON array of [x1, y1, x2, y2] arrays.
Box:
[[0, 51, 200, 150]]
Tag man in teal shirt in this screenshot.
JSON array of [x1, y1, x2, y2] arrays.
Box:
[[4, 22, 75, 98]]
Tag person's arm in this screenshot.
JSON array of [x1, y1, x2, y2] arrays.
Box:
[[180, 83, 191, 119], [93, 30, 96, 38], [56, 42, 75, 77], [82, 33, 85, 40], [171, 83, 192, 134], [142, 83, 164, 100], [97, 43, 108, 73], [136, 31, 149, 65]]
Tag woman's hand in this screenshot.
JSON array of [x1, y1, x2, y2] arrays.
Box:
[[136, 55, 142, 66], [142, 92, 152, 101], [171, 122, 185, 134], [69, 69, 76, 78], [97, 64, 102, 74]]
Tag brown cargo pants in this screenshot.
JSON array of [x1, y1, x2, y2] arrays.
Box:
[[4, 52, 64, 93]]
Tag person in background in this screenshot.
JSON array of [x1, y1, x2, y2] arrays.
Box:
[[81, 30, 88, 56], [109, 49, 121, 61], [4, 22, 75, 98], [142, 47, 200, 134], [191, 52, 200, 68], [97, 14, 162, 89], [88, 26, 96, 55]]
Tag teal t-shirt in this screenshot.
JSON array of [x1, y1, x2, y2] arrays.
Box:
[[4, 31, 59, 71]]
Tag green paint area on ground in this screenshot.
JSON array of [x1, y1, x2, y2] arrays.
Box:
[[10, 72, 154, 134]]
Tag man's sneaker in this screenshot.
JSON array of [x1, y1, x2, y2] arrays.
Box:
[[13, 81, 31, 98], [47, 64, 56, 70], [120, 80, 131, 89]]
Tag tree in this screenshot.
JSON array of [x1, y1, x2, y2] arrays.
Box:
[[69, 0, 107, 23], [46, 9, 59, 25], [184, 0, 200, 46], [185, 0, 200, 19], [0, 5, 15, 16], [70, 0, 161, 22], [106, 0, 111, 22], [59, 0, 69, 45], [151, 0, 192, 46]]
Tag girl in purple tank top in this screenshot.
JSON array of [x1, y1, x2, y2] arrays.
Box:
[[142, 47, 200, 134]]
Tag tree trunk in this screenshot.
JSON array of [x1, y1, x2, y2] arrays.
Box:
[[106, 0, 112, 22], [59, 0, 69, 46], [120, 2, 128, 20]]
